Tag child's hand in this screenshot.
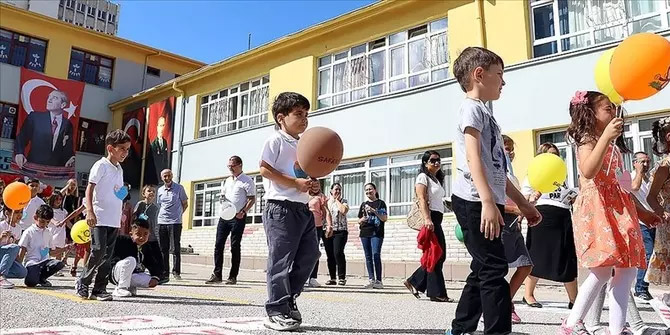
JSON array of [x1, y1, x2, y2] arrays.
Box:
[[294, 178, 312, 193], [603, 117, 624, 142], [86, 211, 97, 228], [519, 203, 543, 227], [480, 201, 503, 240]]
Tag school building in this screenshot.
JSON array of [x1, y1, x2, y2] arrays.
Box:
[[106, 0, 670, 278], [0, 3, 204, 190]]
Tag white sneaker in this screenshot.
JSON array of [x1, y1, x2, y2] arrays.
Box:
[[373, 280, 384, 289], [308, 278, 321, 287], [363, 280, 375, 289], [0, 277, 14, 289], [112, 288, 133, 298]]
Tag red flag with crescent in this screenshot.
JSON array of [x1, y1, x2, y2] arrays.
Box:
[[121, 107, 145, 188]]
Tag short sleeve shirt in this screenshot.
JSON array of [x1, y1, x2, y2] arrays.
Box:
[[223, 173, 256, 212], [88, 157, 124, 228], [260, 130, 309, 203], [18, 224, 52, 266], [452, 98, 507, 205], [416, 173, 446, 213], [328, 198, 349, 231], [0, 219, 23, 242], [157, 182, 188, 225], [521, 178, 576, 209], [19, 196, 45, 230]]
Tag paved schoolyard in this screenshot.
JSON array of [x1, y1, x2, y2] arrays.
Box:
[[1, 262, 668, 335]]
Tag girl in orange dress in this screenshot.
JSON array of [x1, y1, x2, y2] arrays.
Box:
[[558, 91, 646, 335]]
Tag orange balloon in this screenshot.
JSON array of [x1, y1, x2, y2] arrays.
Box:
[[610, 33, 670, 101], [2, 182, 31, 210]]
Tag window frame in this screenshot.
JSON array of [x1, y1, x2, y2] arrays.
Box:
[[192, 175, 266, 228], [0, 28, 48, 73], [0, 101, 18, 140], [146, 65, 161, 77], [67, 48, 114, 88], [316, 17, 448, 110], [530, 0, 670, 58], [77, 117, 109, 155], [198, 75, 270, 138]]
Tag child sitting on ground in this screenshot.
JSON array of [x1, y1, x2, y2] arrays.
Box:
[[17, 205, 66, 287], [0, 205, 28, 288]]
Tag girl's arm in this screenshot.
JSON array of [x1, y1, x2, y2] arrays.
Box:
[[578, 118, 623, 179], [62, 204, 86, 224], [647, 164, 670, 216]]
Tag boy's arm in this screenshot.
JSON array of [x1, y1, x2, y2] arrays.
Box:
[[85, 183, 97, 227], [17, 246, 26, 263], [463, 128, 503, 240], [259, 160, 311, 192]]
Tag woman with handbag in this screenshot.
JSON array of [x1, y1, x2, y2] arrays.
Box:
[[403, 150, 453, 302]]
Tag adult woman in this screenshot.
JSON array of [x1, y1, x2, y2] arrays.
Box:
[[357, 182, 387, 289], [324, 183, 349, 286], [522, 142, 578, 309], [61, 178, 80, 269], [307, 181, 333, 287], [403, 150, 452, 301]]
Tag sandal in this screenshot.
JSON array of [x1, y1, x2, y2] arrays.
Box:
[[522, 297, 543, 308], [402, 280, 421, 299], [430, 296, 454, 303], [70, 267, 77, 277]]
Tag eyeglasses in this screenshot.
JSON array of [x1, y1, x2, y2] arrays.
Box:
[[428, 158, 441, 164]]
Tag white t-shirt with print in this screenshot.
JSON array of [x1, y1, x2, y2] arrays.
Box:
[[260, 130, 309, 203], [521, 178, 576, 209], [223, 173, 256, 212], [416, 173, 446, 213], [0, 220, 23, 243], [88, 157, 124, 228], [19, 196, 46, 230], [18, 224, 52, 266], [48, 208, 68, 248]]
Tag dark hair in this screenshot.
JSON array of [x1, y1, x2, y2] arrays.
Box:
[[633, 151, 649, 161], [27, 178, 40, 185], [502, 135, 514, 146], [35, 204, 54, 220], [651, 117, 670, 156], [48, 192, 63, 209], [271, 92, 310, 124], [330, 182, 342, 190], [419, 150, 445, 186], [537, 142, 560, 156], [566, 91, 629, 152], [132, 217, 151, 230], [105, 129, 131, 146], [453, 47, 504, 93], [364, 183, 380, 200], [229, 155, 242, 165]]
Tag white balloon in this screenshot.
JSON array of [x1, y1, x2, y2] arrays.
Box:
[[220, 201, 237, 220]]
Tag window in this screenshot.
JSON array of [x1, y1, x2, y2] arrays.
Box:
[[65, 0, 74, 9], [0, 102, 18, 140], [530, 0, 670, 57], [87, 6, 95, 16], [327, 147, 453, 218], [146, 66, 160, 77], [68, 48, 113, 88], [0, 29, 47, 72], [98, 10, 106, 20], [198, 76, 270, 138], [317, 18, 448, 109], [77, 118, 108, 155], [76, 2, 85, 12], [192, 175, 265, 227]]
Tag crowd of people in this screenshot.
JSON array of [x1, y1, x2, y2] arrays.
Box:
[[1, 45, 670, 335]]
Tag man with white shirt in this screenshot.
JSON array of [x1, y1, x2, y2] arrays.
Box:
[[630, 151, 656, 302], [14, 90, 75, 168], [206, 156, 256, 285]]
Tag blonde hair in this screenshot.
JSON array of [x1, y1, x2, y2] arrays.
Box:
[[141, 185, 156, 201], [61, 178, 79, 197]]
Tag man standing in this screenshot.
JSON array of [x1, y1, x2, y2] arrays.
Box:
[[206, 156, 255, 285], [630, 151, 655, 302], [150, 116, 169, 181], [14, 90, 75, 168], [157, 169, 188, 281]]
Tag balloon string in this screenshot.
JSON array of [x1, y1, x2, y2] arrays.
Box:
[[606, 104, 624, 176]]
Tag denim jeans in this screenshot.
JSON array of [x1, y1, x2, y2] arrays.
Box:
[[0, 244, 27, 278], [360, 235, 383, 281], [635, 224, 655, 294]]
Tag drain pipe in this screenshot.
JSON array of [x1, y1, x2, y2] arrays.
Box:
[[172, 81, 187, 183], [141, 51, 161, 90], [477, 0, 487, 48]]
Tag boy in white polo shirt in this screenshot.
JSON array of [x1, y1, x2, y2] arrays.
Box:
[[17, 204, 65, 287], [75, 129, 131, 301], [18, 178, 45, 230], [259, 92, 320, 331]]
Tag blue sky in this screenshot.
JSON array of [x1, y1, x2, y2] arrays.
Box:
[[117, 0, 377, 64]]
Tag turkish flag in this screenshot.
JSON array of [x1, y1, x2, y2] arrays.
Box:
[[121, 107, 145, 188], [13, 68, 85, 180]]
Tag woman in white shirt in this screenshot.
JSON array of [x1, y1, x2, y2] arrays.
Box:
[[403, 150, 453, 302], [522, 143, 578, 309]]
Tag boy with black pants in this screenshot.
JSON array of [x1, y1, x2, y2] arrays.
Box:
[[259, 92, 320, 331], [75, 129, 131, 301], [447, 47, 542, 335]]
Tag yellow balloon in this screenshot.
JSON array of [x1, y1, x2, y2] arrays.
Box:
[[594, 48, 624, 105], [527, 153, 567, 193], [71, 220, 91, 244]]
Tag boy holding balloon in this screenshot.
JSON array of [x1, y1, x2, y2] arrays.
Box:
[[75, 129, 131, 301], [447, 47, 542, 335], [258, 92, 321, 331]]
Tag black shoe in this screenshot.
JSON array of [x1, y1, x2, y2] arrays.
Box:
[[225, 278, 237, 285], [158, 276, 170, 285], [325, 279, 336, 285], [430, 296, 454, 303], [337, 279, 346, 286], [75, 280, 89, 299], [568, 301, 574, 309], [522, 297, 542, 308], [91, 290, 113, 301], [38, 280, 52, 287], [205, 274, 222, 284], [289, 295, 302, 322], [635, 291, 654, 301]]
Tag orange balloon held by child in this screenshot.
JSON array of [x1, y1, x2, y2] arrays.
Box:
[[2, 182, 31, 210], [297, 127, 344, 178]]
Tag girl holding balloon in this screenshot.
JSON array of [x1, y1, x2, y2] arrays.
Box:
[[558, 91, 646, 335]]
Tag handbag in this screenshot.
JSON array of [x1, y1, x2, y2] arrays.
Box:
[[407, 174, 431, 231]]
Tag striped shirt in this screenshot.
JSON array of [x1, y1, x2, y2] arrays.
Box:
[[328, 198, 349, 231]]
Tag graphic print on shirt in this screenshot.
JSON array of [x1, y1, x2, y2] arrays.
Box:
[[367, 207, 387, 227], [114, 185, 128, 200], [293, 161, 308, 179], [489, 117, 507, 174]]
